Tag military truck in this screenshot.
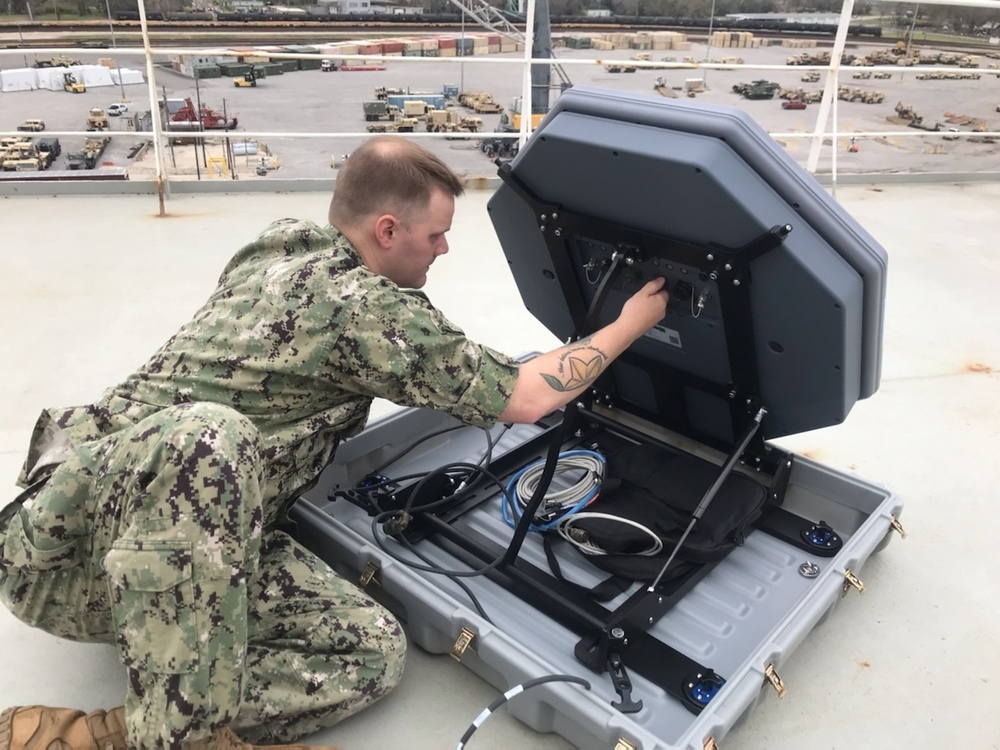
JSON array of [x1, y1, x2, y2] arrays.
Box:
[[374, 86, 405, 100], [67, 136, 111, 170], [17, 119, 46, 132], [362, 101, 401, 122], [86, 108, 109, 131], [366, 118, 418, 134], [426, 108, 482, 133], [401, 100, 432, 118], [801, 72, 821, 83], [732, 80, 780, 100], [36, 138, 62, 163], [459, 91, 503, 113], [34, 55, 81, 68]]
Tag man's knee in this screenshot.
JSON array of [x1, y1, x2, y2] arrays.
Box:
[[152, 402, 262, 467]]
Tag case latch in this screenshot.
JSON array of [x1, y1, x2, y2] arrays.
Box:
[[451, 627, 477, 662], [842, 568, 866, 596], [889, 515, 907, 539], [703, 738, 721, 750], [614, 740, 637, 750], [764, 663, 787, 698], [358, 561, 380, 590]]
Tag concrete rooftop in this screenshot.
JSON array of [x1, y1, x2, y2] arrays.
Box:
[[1, 182, 998, 749]]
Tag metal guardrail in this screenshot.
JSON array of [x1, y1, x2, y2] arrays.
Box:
[[1, 0, 998, 206]]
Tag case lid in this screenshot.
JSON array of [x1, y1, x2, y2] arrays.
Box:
[[487, 86, 887, 449]]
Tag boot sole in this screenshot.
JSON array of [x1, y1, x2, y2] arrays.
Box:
[[0, 705, 20, 750]]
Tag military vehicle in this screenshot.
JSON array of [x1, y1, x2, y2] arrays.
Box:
[[801, 72, 821, 82], [401, 100, 432, 118], [366, 117, 418, 134], [374, 86, 405, 100], [17, 119, 45, 132], [459, 92, 503, 114], [86, 107, 109, 131], [362, 101, 401, 121], [732, 80, 780, 100], [426, 109, 481, 133], [33, 55, 81, 68], [604, 63, 637, 73], [67, 136, 111, 170]]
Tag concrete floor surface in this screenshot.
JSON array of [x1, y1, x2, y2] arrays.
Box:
[[0, 182, 998, 749]]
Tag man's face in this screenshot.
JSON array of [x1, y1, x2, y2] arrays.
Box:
[[382, 188, 454, 289]]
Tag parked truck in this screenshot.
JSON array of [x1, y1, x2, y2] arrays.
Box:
[[362, 100, 401, 121], [67, 136, 111, 170], [86, 107, 109, 131], [17, 119, 46, 132]]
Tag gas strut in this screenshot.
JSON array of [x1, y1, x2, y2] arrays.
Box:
[[646, 407, 768, 593]]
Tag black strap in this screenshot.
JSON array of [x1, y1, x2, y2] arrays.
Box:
[[542, 533, 632, 603]]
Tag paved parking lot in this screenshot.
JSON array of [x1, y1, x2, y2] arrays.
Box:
[[1, 36, 998, 180]]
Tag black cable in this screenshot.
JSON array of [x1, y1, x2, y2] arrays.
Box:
[[454, 674, 592, 749], [371, 423, 466, 475], [397, 533, 494, 624], [360, 425, 513, 622], [369, 462, 514, 578]]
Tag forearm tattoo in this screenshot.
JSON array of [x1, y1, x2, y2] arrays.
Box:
[[539, 342, 609, 393]]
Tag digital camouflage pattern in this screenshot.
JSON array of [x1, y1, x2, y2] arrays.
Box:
[[0, 220, 520, 748]]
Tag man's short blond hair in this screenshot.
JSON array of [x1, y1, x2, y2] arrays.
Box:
[[328, 137, 465, 229]]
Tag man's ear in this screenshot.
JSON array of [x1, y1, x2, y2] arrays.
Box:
[[374, 213, 399, 249]]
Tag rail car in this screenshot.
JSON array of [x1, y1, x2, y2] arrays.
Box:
[[110, 10, 882, 38]]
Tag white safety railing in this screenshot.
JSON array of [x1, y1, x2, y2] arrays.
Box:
[[1, 0, 998, 205]]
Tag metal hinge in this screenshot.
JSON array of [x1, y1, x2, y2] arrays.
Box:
[[614, 740, 637, 750], [703, 737, 721, 750], [764, 663, 787, 698], [889, 515, 907, 539], [358, 561, 380, 589], [842, 568, 866, 596], [451, 627, 477, 662]]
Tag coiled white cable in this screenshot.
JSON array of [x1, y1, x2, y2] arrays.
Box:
[[556, 512, 664, 557], [502, 450, 605, 532]]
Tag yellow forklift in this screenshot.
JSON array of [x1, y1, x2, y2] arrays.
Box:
[[233, 67, 262, 88], [63, 72, 85, 94]]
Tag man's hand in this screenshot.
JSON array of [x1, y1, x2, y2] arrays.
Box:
[[498, 276, 671, 424], [618, 276, 670, 340]]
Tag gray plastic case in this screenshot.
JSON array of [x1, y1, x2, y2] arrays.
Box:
[[293, 409, 902, 749], [291, 87, 902, 749]]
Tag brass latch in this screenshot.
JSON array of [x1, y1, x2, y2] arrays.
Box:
[[889, 515, 907, 539], [451, 627, 476, 662], [764, 663, 786, 698], [358, 561, 380, 589], [842, 568, 866, 596], [703, 737, 721, 750], [614, 739, 637, 750]]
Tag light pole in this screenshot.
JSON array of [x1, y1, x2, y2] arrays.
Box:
[[105, 0, 128, 102], [703, 0, 717, 88]]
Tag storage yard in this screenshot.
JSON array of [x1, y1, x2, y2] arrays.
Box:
[[1, 29, 998, 181]]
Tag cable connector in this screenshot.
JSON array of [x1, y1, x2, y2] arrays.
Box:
[[384, 511, 412, 536]]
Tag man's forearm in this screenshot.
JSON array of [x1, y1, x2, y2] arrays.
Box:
[[499, 325, 632, 424]]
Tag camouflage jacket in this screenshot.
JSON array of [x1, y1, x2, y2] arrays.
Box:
[[18, 219, 519, 505]]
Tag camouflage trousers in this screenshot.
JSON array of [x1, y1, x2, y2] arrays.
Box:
[[0, 402, 405, 749]]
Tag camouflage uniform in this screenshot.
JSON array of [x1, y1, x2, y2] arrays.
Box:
[[0, 220, 519, 749]]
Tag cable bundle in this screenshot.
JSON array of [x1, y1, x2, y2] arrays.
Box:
[[502, 450, 605, 532]]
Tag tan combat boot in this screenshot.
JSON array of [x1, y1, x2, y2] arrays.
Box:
[[187, 727, 342, 750], [0, 705, 126, 750]]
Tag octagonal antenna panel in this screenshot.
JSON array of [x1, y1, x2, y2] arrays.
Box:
[[488, 86, 887, 447]]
